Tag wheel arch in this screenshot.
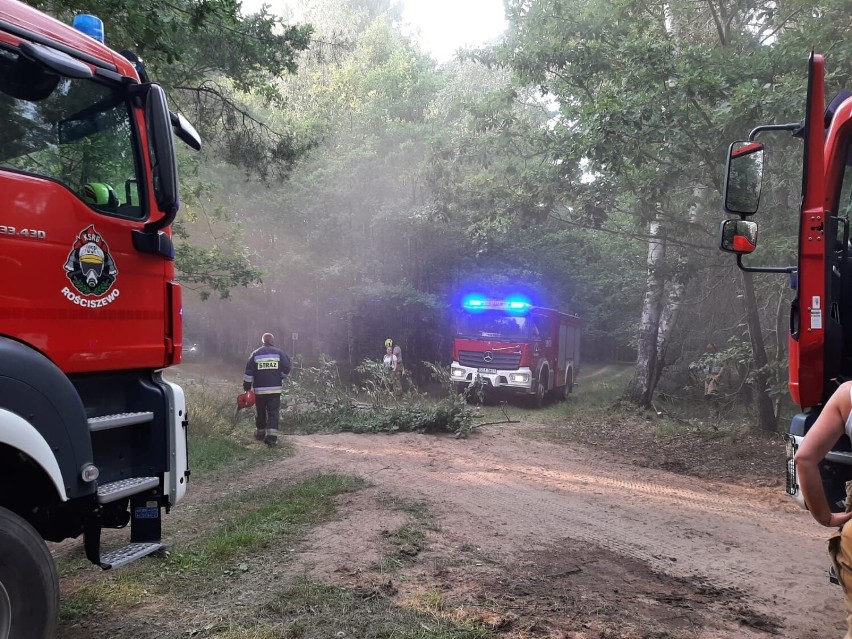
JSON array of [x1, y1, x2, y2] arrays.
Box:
[[0, 411, 67, 503], [0, 337, 93, 501]]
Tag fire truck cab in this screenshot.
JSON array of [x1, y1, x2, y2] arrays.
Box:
[[719, 54, 852, 514], [450, 297, 581, 407], [0, 1, 200, 635]]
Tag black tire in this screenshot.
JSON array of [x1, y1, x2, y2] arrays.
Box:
[[0, 507, 59, 639], [533, 369, 548, 408], [559, 369, 574, 401]]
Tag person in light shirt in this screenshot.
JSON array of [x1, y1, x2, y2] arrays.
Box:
[[795, 381, 852, 638]]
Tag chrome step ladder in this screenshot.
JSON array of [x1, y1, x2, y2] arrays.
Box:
[[84, 412, 165, 570]]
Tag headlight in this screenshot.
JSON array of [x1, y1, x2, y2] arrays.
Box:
[[451, 368, 466, 378], [510, 373, 529, 383]]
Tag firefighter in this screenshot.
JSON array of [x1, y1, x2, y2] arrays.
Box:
[[242, 332, 291, 446], [795, 380, 852, 637]]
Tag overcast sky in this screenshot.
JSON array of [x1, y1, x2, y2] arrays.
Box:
[[240, 0, 508, 63], [401, 0, 507, 62]]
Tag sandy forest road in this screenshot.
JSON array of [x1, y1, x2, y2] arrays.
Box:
[[219, 424, 844, 638]]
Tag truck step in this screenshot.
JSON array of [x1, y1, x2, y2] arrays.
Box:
[[826, 450, 852, 465], [97, 477, 160, 504], [88, 411, 154, 432], [99, 542, 164, 570]]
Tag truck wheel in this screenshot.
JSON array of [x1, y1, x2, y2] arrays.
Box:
[[559, 370, 574, 401], [0, 507, 58, 639], [533, 371, 548, 408]]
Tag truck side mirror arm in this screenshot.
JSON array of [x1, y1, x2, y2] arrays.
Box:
[[736, 254, 797, 274]]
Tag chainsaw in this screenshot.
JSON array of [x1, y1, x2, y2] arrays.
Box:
[[233, 389, 256, 424]]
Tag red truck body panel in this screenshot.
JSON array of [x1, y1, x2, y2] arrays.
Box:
[[0, 0, 181, 373]]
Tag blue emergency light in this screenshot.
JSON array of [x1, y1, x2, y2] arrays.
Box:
[[461, 294, 532, 313], [462, 294, 486, 309], [72, 15, 105, 43], [505, 295, 532, 313]]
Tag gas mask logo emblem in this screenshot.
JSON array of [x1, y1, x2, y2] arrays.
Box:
[[64, 225, 118, 297]]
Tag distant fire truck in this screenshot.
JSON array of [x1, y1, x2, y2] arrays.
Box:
[[450, 297, 581, 406]]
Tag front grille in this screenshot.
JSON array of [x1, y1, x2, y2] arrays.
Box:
[[458, 350, 521, 370]]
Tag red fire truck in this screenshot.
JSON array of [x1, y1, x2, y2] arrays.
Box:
[[0, 1, 200, 635], [450, 296, 581, 407], [719, 54, 852, 522]]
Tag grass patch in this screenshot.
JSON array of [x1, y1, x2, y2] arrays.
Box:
[[60, 580, 152, 622], [55, 553, 91, 579], [58, 474, 363, 626], [189, 434, 288, 478], [157, 474, 362, 582], [379, 521, 429, 574], [185, 384, 293, 478], [376, 495, 441, 532], [368, 495, 442, 574], [388, 523, 427, 547], [254, 575, 496, 639], [459, 364, 637, 432]]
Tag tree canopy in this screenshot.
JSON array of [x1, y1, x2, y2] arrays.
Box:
[[33, 0, 852, 427]]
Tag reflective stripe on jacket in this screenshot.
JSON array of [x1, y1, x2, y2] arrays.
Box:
[[243, 345, 291, 394]]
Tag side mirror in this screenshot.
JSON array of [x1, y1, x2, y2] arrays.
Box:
[[145, 84, 179, 222], [723, 141, 764, 215], [170, 111, 202, 151], [719, 219, 759, 254]]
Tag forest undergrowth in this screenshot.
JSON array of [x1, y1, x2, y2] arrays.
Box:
[[182, 360, 785, 487]]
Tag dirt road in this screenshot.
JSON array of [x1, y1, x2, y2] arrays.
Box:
[[205, 424, 842, 638]]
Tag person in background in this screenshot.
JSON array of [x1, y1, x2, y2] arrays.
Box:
[[795, 380, 852, 637], [703, 342, 725, 399], [243, 332, 291, 446], [392, 343, 405, 391], [393, 343, 403, 372]]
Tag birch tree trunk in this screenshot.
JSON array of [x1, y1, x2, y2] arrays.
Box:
[[625, 218, 666, 408], [651, 257, 689, 394]]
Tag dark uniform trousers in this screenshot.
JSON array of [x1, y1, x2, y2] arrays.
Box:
[[256, 393, 281, 439]]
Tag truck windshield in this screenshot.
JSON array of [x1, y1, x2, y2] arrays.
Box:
[[455, 310, 529, 341], [0, 47, 143, 217]]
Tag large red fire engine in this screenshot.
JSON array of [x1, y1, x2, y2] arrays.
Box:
[[450, 296, 581, 407], [719, 54, 852, 529], [0, 1, 200, 635]]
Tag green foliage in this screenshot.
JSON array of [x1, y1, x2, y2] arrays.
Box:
[[35, 0, 314, 178], [174, 243, 262, 300], [273, 356, 475, 437]]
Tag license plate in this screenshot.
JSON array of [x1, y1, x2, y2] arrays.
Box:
[[478, 368, 497, 374]]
